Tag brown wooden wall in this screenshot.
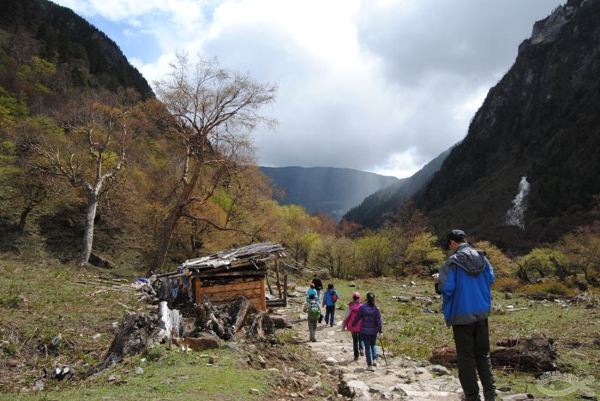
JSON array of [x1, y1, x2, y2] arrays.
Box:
[[193, 276, 267, 311]]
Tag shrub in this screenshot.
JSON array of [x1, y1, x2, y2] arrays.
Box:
[[518, 280, 576, 297], [494, 277, 521, 293]]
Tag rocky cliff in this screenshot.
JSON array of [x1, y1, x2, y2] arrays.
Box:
[[416, 0, 600, 251]]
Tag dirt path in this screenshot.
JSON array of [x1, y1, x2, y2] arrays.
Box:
[[285, 294, 464, 401]]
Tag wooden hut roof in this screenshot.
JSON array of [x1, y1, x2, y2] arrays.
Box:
[[181, 242, 285, 274]]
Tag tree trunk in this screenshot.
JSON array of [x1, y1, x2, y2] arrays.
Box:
[[151, 164, 202, 274], [79, 192, 99, 266], [18, 205, 33, 233]]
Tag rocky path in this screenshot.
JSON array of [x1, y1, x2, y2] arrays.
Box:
[[285, 296, 528, 401]]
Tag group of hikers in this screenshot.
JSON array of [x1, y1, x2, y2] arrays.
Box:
[[302, 229, 497, 401], [303, 277, 383, 370]]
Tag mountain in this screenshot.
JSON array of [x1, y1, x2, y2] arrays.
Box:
[[343, 147, 452, 227], [0, 0, 152, 98], [260, 166, 400, 221], [415, 0, 600, 251]]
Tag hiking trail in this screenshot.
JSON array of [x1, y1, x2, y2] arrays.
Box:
[[285, 289, 531, 401]]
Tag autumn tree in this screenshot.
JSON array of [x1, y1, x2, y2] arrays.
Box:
[[150, 56, 276, 272], [21, 95, 133, 265]]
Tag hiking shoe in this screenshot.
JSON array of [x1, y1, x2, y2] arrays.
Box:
[[353, 356, 359, 362], [359, 350, 364, 356], [372, 362, 378, 367], [366, 366, 374, 372]]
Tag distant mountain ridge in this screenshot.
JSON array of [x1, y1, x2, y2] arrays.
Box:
[[260, 166, 400, 221], [343, 147, 452, 227]]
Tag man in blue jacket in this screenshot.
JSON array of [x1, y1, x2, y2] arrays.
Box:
[[434, 229, 496, 401]]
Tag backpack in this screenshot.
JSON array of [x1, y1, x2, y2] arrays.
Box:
[[332, 291, 338, 303], [307, 301, 321, 321]]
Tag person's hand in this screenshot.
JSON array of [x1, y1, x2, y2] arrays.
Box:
[[432, 272, 440, 282]]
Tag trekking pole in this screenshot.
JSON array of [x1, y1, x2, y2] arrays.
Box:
[[378, 334, 388, 367]]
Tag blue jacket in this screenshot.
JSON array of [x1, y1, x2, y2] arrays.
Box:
[[438, 243, 495, 326], [351, 304, 382, 335], [322, 289, 338, 306]]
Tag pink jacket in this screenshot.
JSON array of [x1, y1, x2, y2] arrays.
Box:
[[343, 301, 362, 333]]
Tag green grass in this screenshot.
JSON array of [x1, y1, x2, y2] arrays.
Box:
[[0, 259, 277, 400], [1, 348, 271, 401], [330, 276, 600, 400]]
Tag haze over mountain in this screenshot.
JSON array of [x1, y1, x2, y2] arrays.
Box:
[[412, 0, 600, 251], [343, 146, 452, 227], [260, 166, 400, 221]]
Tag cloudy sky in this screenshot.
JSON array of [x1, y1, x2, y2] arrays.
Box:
[[55, 0, 562, 178]]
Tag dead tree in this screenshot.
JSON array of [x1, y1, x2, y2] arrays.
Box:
[[25, 96, 130, 265], [150, 55, 276, 273]]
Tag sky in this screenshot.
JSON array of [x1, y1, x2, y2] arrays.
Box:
[[54, 0, 563, 178]]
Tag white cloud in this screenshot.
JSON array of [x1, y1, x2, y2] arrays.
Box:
[[53, 0, 563, 178]]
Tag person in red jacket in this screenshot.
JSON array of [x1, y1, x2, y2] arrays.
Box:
[[342, 292, 364, 361]]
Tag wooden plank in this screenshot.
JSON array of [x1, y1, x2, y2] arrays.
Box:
[[198, 288, 264, 300], [202, 291, 264, 303], [283, 273, 288, 307], [198, 281, 262, 294]]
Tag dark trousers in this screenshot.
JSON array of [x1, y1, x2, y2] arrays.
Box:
[[351, 332, 363, 358], [308, 319, 318, 342], [324, 305, 335, 325], [452, 319, 496, 401], [361, 333, 377, 366]]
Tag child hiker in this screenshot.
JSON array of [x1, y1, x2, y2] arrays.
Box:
[[322, 283, 339, 326], [351, 292, 382, 371], [342, 291, 364, 361], [303, 293, 321, 342]]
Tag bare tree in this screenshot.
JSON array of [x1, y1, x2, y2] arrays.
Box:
[[24, 96, 131, 265], [150, 56, 276, 273]]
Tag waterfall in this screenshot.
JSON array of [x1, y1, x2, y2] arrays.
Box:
[[505, 176, 530, 230]]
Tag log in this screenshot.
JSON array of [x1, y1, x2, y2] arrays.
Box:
[[429, 334, 558, 373]]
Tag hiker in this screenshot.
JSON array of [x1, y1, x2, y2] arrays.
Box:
[[322, 283, 339, 326], [312, 276, 323, 299], [434, 229, 496, 401], [351, 292, 382, 371], [303, 293, 321, 342], [306, 283, 318, 301], [342, 291, 364, 361]]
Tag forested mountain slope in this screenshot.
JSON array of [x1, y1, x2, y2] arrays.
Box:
[[0, 0, 152, 97], [415, 0, 600, 251]]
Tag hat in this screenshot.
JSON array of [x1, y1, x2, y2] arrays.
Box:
[[446, 229, 466, 245], [352, 291, 361, 300]]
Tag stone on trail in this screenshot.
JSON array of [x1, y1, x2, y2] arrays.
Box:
[[501, 394, 534, 401], [430, 364, 451, 375]]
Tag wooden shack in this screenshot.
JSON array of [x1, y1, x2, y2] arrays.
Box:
[[180, 242, 286, 311]]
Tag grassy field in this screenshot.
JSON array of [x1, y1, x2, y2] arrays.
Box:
[[0, 258, 277, 400], [329, 277, 600, 400]]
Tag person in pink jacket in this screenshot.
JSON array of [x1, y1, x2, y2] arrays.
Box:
[[342, 292, 364, 361]]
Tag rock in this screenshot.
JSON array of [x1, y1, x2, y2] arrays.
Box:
[[107, 375, 118, 382], [33, 379, 45, 391], [208, 356, 217, 364], [339, 379, 370, 398], [501, 394, 534, 401], [396, 296, 411, 303], [135, 366, 144, 375], [249, 388, 260, 395], [325, 357, 338, 366], [430, 364, 451, 375], [175, 334, 220, 351], [410, 281, 416, 286]]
